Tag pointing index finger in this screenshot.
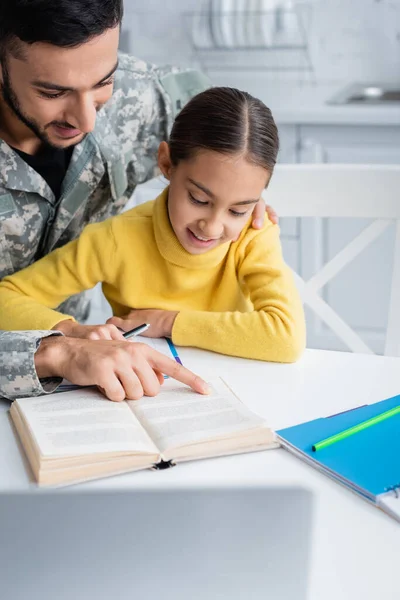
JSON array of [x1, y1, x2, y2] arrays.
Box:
[[148, 351, 209, 395]]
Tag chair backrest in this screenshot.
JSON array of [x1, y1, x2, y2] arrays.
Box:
[[264, 164, 400, 357]]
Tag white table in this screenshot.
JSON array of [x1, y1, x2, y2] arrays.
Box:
[[1, 347, 400, 599]]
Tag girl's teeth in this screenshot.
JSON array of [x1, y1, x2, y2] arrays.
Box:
[[194, 233, 210, 241]]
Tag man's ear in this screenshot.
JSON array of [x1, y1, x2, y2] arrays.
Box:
[[158, 141, 173, 180]]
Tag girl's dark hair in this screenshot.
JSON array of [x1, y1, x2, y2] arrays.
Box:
[[0, 0, 123, 58], [169, 87, 279, 173]]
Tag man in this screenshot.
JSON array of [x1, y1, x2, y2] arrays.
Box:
[[0, 0, 276, 402]]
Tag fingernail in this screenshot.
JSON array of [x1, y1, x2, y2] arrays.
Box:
[[253, 218, 263, 228], [200, 381, 210, 395]]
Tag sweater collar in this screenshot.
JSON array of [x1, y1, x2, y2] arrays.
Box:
[[153, 187, 231, 269]]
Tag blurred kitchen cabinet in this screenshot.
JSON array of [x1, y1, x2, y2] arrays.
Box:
[[277, 125, 299, 164], [275, 125, 301, 239], [298, 125, 400, 164], [295, 124, 400, 353]]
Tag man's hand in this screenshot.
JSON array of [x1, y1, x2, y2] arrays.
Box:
[[35, 336, 209, 402], [53, 319, 125, 341], [107, 310, 179, 339], [251, 200, 278, 229]]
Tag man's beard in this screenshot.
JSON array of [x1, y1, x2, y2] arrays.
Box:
[[0, 62, 84, 150]]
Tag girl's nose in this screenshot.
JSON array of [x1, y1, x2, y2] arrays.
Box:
[[198, 219, 224, 239]]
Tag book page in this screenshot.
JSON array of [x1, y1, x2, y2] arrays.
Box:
[[130, 377, 268, 455], [15, 388, 159, 458]]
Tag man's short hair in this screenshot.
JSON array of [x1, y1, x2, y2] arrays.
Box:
[[0, 0, 124, 60]]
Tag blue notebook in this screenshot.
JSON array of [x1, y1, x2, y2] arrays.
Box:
[[277, 395, 400, 523]]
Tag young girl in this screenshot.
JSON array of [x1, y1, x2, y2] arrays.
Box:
[[0, 87, 305, 362]]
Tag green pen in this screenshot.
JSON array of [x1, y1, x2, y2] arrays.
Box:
[[312, 405, 400, 452]]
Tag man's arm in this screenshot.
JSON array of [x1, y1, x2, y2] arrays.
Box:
[[0, 330, 209, 402], [34, 335, 209, 402], [0, 331, 63, 400]]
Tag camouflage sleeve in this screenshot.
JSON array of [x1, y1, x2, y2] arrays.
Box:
[[0, 331, 63, 400]]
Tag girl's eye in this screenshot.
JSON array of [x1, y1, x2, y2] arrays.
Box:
[[189, 192, 207, 206], [38, 90, 65, 99], [230, 209, 249, 217]]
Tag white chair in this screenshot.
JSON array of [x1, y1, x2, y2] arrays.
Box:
[[264, 164, 400, 357]]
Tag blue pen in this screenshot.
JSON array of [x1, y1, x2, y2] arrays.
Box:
[[166, 337, 183, 365], [123, 323, 150, 340]]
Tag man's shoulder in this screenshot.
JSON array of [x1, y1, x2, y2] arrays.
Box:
[[110, 53, 175, 102], [92, 55, 210, 171], [115, 53, 177, 82], [94, 54, 174, 143], [108, 53, 211, 117]]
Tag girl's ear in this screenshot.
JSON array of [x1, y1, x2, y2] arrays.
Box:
[[158, 141, 173, 180]]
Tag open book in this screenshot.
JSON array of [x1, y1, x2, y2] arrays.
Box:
[[10, 377, 276, 486]]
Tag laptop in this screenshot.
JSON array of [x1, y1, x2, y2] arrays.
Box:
[[0, 487, 313, 600]]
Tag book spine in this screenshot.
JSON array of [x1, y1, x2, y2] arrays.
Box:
[[152, 460, 176, 470]]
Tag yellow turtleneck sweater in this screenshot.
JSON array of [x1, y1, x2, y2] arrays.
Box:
[[0, 188, 305, 362]]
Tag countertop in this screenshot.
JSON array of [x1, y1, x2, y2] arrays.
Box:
[[209, 74, 400, 126]]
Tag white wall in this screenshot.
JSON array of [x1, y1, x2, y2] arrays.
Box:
[[121, 0, 400, 84], [309, 0, 400, 83]]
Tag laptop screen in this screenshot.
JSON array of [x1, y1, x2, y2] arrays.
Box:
[[0, 487, 313, 600]]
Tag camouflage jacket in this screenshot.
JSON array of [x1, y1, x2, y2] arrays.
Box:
[[0, 53, 210, 400]]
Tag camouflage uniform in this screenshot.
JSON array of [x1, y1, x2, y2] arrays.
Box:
[[0, 53, 210, 400]]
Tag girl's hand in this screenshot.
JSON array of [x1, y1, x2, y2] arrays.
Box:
[[251, 200, 278, 229], [53, 319, 125, 341], [107, 309, 179, 339]]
